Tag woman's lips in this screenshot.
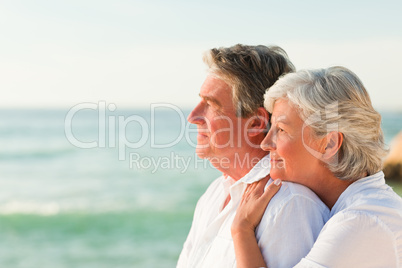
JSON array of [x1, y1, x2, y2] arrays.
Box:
[[270, 158, 283, 165]]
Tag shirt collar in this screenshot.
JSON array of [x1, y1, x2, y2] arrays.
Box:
[[223, 154, 271, 189], [240, 154, 271, 184], [222, 174, 236, 198], [330, 171, 385, 216]]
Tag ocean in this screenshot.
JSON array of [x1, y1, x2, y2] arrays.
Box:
[[0, 106, 401, 268]]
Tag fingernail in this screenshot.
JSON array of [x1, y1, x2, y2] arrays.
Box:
[[274, 179, 282, 186]]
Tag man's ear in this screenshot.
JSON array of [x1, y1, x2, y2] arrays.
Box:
[[248, 107, 270, 137], [322, 131, 343, 160]]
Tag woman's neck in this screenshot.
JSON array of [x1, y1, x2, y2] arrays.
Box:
[[312, 175, 353, 209]]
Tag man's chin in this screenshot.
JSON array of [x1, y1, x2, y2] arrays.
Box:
[[195, 149, 208, 159]]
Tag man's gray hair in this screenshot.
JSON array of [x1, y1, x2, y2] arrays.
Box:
[[203, 44, 295, 118], [264, 66, 387, 181]]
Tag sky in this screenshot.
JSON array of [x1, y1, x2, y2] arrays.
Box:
[[1, 0, 401, 111]]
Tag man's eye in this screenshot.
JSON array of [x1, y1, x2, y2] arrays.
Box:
[[209, 102, 220, 110], [204, 100, 213, 107]]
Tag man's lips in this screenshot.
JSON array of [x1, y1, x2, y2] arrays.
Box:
[[197, 133, 209, 139], [197, 129, 209, 138]]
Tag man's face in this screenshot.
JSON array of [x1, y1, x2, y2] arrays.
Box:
[[187, 75, 247, 163]]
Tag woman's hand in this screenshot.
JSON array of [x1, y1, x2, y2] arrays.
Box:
[[232, 176, 282, 237], [231, 176, 282, 268]]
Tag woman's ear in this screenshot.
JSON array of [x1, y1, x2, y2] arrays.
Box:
[[247, 107, 270, 137], [322, 131, 343, 160]]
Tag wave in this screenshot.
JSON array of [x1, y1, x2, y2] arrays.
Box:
[[0, 148, 76, 160], [0, 201, 136, 216], [0, 197, 194, 216], [0, 201, 62, 215]]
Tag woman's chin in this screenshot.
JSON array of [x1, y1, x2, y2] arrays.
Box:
[[269, 170, 284, 180]]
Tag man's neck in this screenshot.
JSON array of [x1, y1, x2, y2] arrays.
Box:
[[218, 149, 269, 181]]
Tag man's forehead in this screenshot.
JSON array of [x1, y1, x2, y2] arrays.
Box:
[[199, 94, 222, 106], [199, 76, 232, 103], [200, 76, 231, 93]]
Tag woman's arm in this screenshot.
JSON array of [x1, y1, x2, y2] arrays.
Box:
[[231, 177, 282, 268]]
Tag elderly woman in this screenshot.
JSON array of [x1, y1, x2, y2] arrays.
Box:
[[232, 66, 402, 267]]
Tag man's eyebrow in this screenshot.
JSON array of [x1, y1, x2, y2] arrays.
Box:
[[199, 94, 222, 107]]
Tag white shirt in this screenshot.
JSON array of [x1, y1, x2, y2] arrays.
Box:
[[177, 155, 329, 268], [295, 171, 402, 268]]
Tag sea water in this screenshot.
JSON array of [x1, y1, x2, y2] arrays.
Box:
[[0, 106, 401, 268]]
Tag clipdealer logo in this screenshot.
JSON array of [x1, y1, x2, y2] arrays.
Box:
[[64, 101, 265, 161], [128, 152, 269, 174], [64, 100, 339, 172], [64, 101, 197, 160]]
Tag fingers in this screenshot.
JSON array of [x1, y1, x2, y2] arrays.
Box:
[[243, 175, 280, 199], [254, 176, 270, 195], [261, 178, 281, 202]]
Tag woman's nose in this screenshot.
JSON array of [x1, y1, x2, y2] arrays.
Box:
[[260, 129, 276, 151]]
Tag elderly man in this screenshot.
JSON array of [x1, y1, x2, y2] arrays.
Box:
[[177, 44, 329, 268]]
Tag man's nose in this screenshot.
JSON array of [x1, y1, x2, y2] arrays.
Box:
[[260, 129, 276, 151], [187, 102, 205, 125]]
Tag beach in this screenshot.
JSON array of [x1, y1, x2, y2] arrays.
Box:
[[0, 108, 401, 267]]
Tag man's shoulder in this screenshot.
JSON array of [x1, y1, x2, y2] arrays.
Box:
[[271, 181, 327, 210], [259, 181, 330, 226], [256, 181, 329, 251]]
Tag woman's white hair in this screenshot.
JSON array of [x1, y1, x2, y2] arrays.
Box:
[[264, 66, 387, 181]]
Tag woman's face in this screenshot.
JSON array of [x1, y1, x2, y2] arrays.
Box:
[[261, 99, 325, 184]]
